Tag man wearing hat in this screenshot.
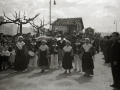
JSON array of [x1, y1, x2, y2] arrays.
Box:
[[28, 38, 39, 69], [50, 39, 59, 69], [57, 36, 66, 67]]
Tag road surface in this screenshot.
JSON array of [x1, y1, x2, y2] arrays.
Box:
[[0, 52, 119, 90]]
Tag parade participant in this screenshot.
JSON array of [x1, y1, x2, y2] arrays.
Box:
[[50, 39, 59, 69], [62, 40, 73, 74], [38, 40, 49, 73], [1, 46, 10, 70], [14, 36, 28, 73], [57, 36, 66, 67], [28, 38, 39, 70], [24, 33, 31, 66], [110, 32, 120, 88], [0, 43, 4, 71], [73, 39, 82, 72], [81, 38, 95, 76]]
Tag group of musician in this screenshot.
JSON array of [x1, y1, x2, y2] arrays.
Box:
[[0, 33, 96, 77]]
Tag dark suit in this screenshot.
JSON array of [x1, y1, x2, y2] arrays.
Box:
[[50, 45, 59, 55], [57, 40, 66, 62], [57, 40, 66, 49], [110, 40, 120, 86], [73, 43, 82, 54]]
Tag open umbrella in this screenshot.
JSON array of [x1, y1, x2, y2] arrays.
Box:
[[36, 36, 52, 41]]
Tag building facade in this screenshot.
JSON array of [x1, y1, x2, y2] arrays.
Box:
[[51, 18, 84, 35]]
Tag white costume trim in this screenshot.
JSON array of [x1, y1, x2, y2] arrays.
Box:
[[16, 41, 25, 50]]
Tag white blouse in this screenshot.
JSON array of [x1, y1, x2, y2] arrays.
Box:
[[82, 44, 92, 52], [63, 46, 72, 52], [39, 45, 48, 51], [1, 50, 10, 56]]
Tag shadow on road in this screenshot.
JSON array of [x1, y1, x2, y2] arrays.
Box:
[[28, 69, 56, 78], [0, 72, 23, 81], [74, 75, 93, 84], [55, 71, 83, 80], [0, 69, 36, 81]]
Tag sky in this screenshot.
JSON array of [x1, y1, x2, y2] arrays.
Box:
[[0, 0, 120, 32]]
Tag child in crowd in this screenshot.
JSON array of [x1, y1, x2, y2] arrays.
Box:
[[1, 46, 10, 70], [9, 46, 16, 69]]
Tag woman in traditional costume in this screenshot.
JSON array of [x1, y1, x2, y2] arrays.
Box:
[[81, 38, 95, 76], [38, 40, 49, 73], [14, 36, 27, 73], [62, 40, 73, 74]]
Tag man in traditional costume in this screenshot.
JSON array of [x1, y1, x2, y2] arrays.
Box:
[[57, 36, 66, 67], [50, 39, 59, 69], [73, 39, 82, 72], [28, 38, 39, 70]]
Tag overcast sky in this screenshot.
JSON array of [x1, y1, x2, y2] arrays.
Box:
[[0, 0, 120, 32]]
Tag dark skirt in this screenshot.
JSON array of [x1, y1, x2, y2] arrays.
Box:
[[14, 50, 27, 71], [62, 52, 73, 70], [38, 50, 49, 70], [82, 52, 94, 74]]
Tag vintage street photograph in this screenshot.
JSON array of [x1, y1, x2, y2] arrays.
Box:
[[0, 0, 120, 90]]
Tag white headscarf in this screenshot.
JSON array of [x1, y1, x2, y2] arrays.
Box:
[[16, 36, 25, 50]]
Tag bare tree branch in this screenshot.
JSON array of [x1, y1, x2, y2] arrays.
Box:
[[3, 11, 14, 22], [15, 11, 18, 18], [28, 13, 40, 21], [30, 22, 38, 28], [12, 13, 16, 18]]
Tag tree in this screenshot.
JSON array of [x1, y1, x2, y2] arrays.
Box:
[[0, 11, 40, 34], [30, 20, 49, 35]]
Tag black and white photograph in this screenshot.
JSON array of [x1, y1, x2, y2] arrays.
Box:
[[0, 0, 120, 90]]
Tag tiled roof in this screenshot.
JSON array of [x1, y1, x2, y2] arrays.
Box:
[[52, 18, 84, 30], [52, 18, 83, 25]]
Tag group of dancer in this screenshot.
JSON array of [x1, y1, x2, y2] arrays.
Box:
[[0, 33, 96, 77]]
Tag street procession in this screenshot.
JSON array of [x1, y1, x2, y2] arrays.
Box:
[[0, 0, 120, 90]]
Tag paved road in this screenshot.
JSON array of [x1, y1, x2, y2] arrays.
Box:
[[0, 52, 119, 90]]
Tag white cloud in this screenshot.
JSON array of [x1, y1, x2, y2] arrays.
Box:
[[65, 0, 80, 3], [0, 0, 120, 32], [90, 9, 116, 18]]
